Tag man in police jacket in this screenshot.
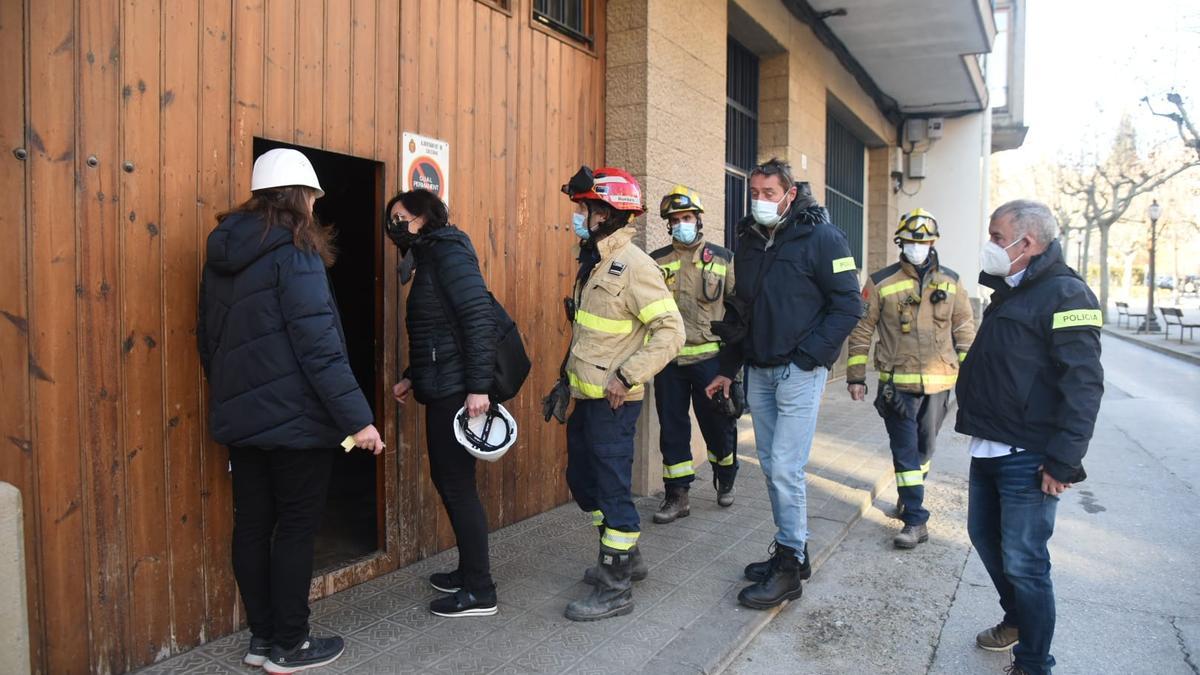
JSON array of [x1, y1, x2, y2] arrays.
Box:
[[706, 158, 862, 610], [956, 200, 1103, 675]]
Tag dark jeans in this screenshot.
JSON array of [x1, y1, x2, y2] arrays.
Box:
[[654, 358, 739, 487], [968, 450, 1059, 675], [230, 445, 336, 650], [426, 395, 494, 594], [880, 389, 950, 525], [566, 398, 643, 550]]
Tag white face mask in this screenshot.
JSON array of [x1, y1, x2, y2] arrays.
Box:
[[980, 238, 1026, 277], [751, 198, 786, 227], [671, 221, 698, 245], [902, 243, 931, 266]]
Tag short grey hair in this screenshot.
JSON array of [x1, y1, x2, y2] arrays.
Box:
[[990, 199, 1059, 246]]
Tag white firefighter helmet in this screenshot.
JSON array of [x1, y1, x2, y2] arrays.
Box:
[[251, 148, 325, 197], [453, 403, 517, 462]]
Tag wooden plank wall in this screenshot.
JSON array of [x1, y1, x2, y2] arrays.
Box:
[[0, 0, 606, 671]]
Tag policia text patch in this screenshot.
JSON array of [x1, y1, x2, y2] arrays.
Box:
[[1051, 309, 1102, 329]]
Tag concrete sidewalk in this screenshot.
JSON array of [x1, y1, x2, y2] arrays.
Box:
[[138, 379, 894, 675], [1101, 326, 1200, 366]]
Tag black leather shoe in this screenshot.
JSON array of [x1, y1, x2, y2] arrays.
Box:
[[737, 544, 803, 610], [744, 541, 809, 582], [429, 569, 464, 593], [429, 588, 498, 617]]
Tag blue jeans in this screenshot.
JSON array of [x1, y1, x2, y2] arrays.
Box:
[[968, 450, 1059, 675], [746, 364, 828, 558]]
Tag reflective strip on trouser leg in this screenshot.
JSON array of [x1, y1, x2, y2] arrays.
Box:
[[895, 470, 924, 487], [600, 528, 640, 551], [591, 510, 604, 527], [662, 461, 695, 479], [707, 451, 735, 467], [920, 461, 931, 475]]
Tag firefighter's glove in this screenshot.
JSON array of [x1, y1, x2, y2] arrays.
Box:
[[542, 377, 571, 424]]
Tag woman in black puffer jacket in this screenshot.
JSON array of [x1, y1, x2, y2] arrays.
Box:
[[387, 189, 499, 618], [198, 148, 383, 672]]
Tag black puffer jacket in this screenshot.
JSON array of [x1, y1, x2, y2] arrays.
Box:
[[717, 194, 862, 376], [198, 212, 373, 449], [403, 226, 497, 405]]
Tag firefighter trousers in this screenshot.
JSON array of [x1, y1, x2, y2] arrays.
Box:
[[880, 389, 951, 526], [653, 358, 739, 488], [566, 398, 644, 551]]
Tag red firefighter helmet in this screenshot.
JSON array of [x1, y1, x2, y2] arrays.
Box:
[[562, 166, 645, 216]]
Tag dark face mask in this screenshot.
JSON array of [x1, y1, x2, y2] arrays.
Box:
[[386, 216, 419, 249]]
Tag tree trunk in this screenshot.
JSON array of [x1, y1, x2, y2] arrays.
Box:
[[1082, 223, 1093, 284], [1098, 224, 1111, 322]]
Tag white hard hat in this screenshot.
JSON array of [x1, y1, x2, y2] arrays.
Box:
[[453, 404, 517, 462], [251, 148, 324, 197]]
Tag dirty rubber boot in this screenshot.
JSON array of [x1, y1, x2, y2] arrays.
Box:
[[652, 485, 691, 524], [565, 548, 634, 621], [893, 523, 929, 549], [584, 545, 647, 585], [737, 543, 803, 610], [714, 473, 735, 508], [744, 541, 810, 583]]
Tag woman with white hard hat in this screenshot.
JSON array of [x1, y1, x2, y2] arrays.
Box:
[[198, 147, 382, 673]]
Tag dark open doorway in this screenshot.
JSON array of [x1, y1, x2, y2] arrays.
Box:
[[253, 138, 385, 573]]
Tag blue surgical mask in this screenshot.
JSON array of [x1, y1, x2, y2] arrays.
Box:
[[671, 222, 698, 245], [572, 212, 590, 240]]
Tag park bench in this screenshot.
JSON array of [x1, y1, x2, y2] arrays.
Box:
[[1115, 301, 1146, 330], [1159, 307, 1200, 343]]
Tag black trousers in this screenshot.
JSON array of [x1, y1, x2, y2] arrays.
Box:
[[230, 445, 336, 650], [426, 395, 494, 593]]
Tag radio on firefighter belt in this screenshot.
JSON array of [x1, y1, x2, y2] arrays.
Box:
[[898, 284, 947, 334]]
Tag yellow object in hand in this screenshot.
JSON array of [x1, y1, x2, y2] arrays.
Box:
[[341, 436, 356, 452]]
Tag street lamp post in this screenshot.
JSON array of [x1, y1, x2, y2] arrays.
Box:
[[1144, 199, 1163, 333]]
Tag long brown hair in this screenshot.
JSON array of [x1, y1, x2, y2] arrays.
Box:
[[217, 186, 337, 266]]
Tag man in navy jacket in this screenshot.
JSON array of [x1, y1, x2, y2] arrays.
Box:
[[707, 158, 861, 610], [957, 199, 1103, 675]]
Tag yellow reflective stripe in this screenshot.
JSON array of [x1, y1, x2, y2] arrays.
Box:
[[576, 310, 634, 335], [679, 342, 720, 357], [832, 257, 856, 274], [920, 461, 931, 474], [847, 355, 869, 367], [638, 297, 679, 324], [662, 461, 695, 479], [933, 281, 957, 294], [659, 260, 682, 273], [696, 261, 728, 277], [878, 372, 958, 386], [567, 371, 606, 399], [591, 510, 604, 527], [600, 528, 640, 551], [896, 470, 924, 487], [958, 351, 967, 362], [707, 451, 735, 467], [1052, 309, 1102, 329], [878, 280, 915, 297]]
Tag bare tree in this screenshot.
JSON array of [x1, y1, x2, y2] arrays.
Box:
[[1143, 93, 1200, 161]]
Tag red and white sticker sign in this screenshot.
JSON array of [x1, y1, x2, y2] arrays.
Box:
[[402, 132, 451, 206]]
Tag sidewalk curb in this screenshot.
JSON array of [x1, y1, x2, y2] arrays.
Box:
[[1101, 327, 1200, 367]]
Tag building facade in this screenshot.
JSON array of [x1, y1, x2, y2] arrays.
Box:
[[0, 0, 1023, 672]]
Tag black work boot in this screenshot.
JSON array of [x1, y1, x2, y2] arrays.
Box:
[[737, 543, 803, 610], [652, 485, 691, 524], [744, 541, 810, 583], [565, 547, 634, 621], [714, 473, 736, 508], [583, 545, 648, 585]]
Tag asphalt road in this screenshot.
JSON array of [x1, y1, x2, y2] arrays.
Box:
[[728, 335, 1200, 674]]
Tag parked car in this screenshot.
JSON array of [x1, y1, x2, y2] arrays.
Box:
[[1156, 275, 1175, 290]]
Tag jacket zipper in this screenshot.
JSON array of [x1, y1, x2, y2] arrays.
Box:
[[432, 346, 437, 363]]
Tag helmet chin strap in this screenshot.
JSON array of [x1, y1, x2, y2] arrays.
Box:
[[588, 204, 629, 240]]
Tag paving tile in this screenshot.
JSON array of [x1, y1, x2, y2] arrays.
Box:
[[329, 635, 389, 673], [499, 579, 560, 609], [346, 617, 419, 653], [353, 589, 412, 619], [384, 602, 449, 633], [379, 631, 455, 670], [474, 622, 550, 660], [310, 603, 386, 635], [133, 651, 225, 675], [425, 645, 508, 674], [197, 629, 250, 671], [498, 640, 584, 674]]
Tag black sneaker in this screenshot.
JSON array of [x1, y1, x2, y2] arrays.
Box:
[[429, 569, 464, 593], [429, 588, 498, 618], [243, 635, 272, 667], [263, 634, 344, 674]]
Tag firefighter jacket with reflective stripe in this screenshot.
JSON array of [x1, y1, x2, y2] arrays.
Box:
[[650, 236, 736, 367], [847, 252, 975, 394], [954, 240, 1103, 485], [717, 201, 862, 377], [568, 227, 686, 401]]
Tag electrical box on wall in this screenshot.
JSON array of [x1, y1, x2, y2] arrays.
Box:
[[926, 117, 945, 139], [905, 118, 927, 144], [908, 152, 928, 179]]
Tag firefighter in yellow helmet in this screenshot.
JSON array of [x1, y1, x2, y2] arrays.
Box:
[[647, 186, 740, 523], [550, 166, 685, 621], [846, 208, 975, 548]]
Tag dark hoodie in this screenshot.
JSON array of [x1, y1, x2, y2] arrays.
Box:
[[198, 212, 373, 450], [717, 186, 863, 377]]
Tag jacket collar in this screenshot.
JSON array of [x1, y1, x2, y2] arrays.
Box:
[[671, 233, 706, 257], [979, 240, 1067, 293], [596, 226, 637, 260], [898, 248, 939, 280]]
